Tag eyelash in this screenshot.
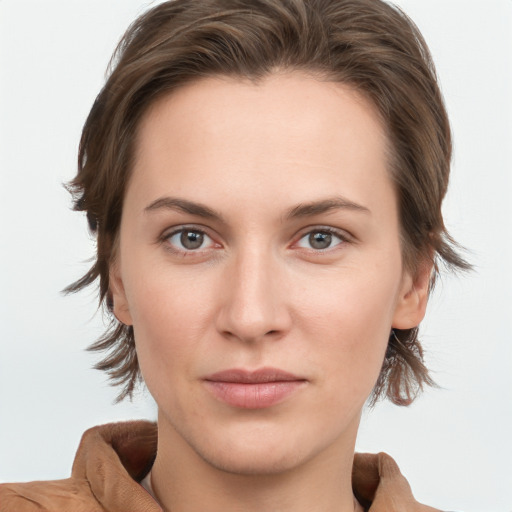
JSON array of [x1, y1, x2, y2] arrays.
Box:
[[161, 225, 218, 255], [160, 225, 351, 255], [294, 226, 349, 252]]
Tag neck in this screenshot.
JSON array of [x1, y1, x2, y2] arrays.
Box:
[[150, 412, 362, 512]]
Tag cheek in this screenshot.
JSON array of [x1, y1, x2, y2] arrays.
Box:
[[124, 265, 218, 384], [294, 263, 400, 396]]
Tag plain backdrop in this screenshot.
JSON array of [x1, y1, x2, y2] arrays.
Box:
[[0, 1, 511, 511]]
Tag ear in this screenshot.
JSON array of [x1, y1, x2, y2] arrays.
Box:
[[392, 259, 433, 330], [109, 262, 133, 326]]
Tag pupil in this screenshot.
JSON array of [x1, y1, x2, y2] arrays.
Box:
[[181, 231, 203, 250], [309, 231, 331, 249]]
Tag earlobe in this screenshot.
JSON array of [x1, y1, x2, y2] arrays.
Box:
[[392, 260, 433, 330], [109, 264, 133, 326]]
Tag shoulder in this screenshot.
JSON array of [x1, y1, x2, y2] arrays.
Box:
[[0, 478, 103, 512], [0, 421, 159, 512]]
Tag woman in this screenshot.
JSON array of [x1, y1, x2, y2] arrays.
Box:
[[0, 0, 471, 510]]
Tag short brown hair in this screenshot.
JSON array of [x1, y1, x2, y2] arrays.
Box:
[[66, 0, 469, 404]]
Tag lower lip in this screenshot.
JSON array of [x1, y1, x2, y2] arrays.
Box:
[[204, 380, 306, 409]]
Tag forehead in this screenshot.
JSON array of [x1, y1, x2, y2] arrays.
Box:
[[129, 72, 393, 217], [136, 72, 387, 160]]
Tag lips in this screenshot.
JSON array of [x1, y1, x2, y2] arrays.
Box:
[[203, 367, 307, 409]]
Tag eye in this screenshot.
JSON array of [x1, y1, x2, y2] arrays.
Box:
[[166, 228, 216, 252], [296, 228, 345, 251]]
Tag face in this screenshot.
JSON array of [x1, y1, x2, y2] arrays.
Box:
[[111, 72, 429, 475]]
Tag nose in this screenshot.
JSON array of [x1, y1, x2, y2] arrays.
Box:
[[215, 246, 292, 343]]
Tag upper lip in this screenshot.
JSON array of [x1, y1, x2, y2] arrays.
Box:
[[204, 367, 306, 383]]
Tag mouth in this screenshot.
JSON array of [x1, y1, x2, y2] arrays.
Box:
[[203, 367, 308, 409]]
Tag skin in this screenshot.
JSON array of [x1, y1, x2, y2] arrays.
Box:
[[111, 72, 431, 512]]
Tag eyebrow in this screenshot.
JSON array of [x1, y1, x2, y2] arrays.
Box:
[[144, 195, 370, 222], [144, 197, 226, 222], [285, 196, 371, 219]]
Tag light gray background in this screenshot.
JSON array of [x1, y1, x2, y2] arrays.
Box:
[[0, 1, 511, 511]]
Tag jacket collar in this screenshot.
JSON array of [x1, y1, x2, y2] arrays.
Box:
[[71, 420, 432, 512]]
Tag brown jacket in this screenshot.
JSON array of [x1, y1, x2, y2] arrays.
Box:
[[0, 421, 440, 512]]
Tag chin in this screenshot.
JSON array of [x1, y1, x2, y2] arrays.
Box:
[[157, 391, 364, 477], [179, 415, 347, 477], [195, 439, 310, 476]]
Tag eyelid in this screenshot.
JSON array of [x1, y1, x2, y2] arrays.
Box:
[[291, 225, 353, 250], [158, 223, 353, 254], [160, 224, 222, 252]]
